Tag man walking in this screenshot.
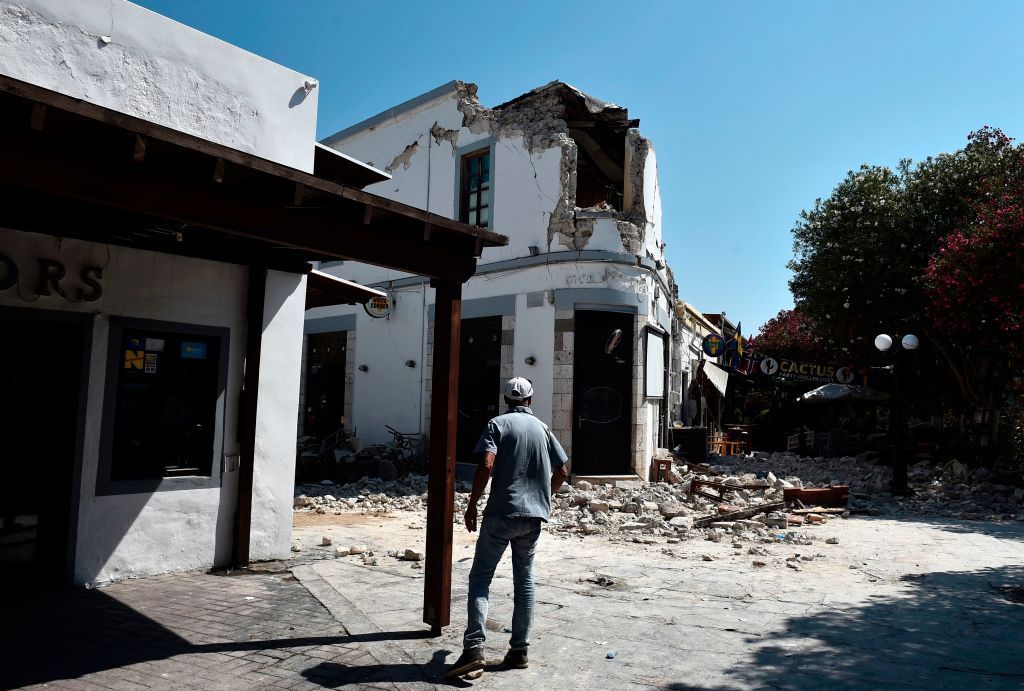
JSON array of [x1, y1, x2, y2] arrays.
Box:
[[445, 377, 569, 678]]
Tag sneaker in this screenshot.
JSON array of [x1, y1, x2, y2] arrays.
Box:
[[502, 648, 529, 669], [445, 647, 485, 678]]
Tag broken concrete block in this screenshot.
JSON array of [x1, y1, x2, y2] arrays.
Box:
[[349, 544, 368, 555], [826, 537, 839, 545], [701, 554, 714, 561], [669, 516, 694, 529], [658, 501, 687, 518], [764, 513, 789, 529], [589, 500, 610, 513], [320, 536, 333, 547], [752, 560, 767, 567], [582, 523, 602, 535], [334, 547, 350, 557], [403, 549, 423, 561], [608, 500, 624, 511], [642, 501, 660, 513], [294, 496, 313, 508], [709, 522, 737, 530], [787, 515, 805, 526], [575, 480, 594, 491]]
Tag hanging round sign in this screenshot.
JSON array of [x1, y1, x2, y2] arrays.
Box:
[[702, 333, 726, 357], [364, 290, 394, 319]]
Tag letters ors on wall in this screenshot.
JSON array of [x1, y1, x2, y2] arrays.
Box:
[[0, 235, 105, 304]]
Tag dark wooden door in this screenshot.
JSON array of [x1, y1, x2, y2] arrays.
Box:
[[304, 331, 347, 438], [456, 316, 502, 463], [0, 313, 84, 587], [572, 311, 634, 475]]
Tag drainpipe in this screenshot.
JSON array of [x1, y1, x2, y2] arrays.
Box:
[[233, 266, 267, 568]]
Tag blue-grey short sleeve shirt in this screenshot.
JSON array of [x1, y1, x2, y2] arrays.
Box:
[[474, 406, 568, 521]]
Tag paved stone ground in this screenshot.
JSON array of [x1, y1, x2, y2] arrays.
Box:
[[293, 512, 1024, 690], [0, 566, 435, 690], [4, 514, 1023, 690]]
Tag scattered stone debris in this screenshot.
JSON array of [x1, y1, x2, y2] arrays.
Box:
[[320, 536, 332, 547], [293, 452, 1023, 556]]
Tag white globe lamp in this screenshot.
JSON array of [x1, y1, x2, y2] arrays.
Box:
[[901, 334, 920, 351], [874, 333, 893, 352]]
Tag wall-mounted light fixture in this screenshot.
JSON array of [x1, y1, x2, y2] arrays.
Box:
[[358, 364, 368, 372], [528, 245, 540, 256], [524, 356, 536, 366], [405, 360, 416, 368]]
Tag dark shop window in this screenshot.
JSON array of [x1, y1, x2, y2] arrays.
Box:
[[460, 149, 491, 228], [108, 325, 223, 480]]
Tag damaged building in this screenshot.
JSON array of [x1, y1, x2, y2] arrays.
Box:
[[306, 80, 684, 480]]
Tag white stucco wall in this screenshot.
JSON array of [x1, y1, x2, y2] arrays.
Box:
[[1, 227, 304, 584], [354, 285, 430, 440], [0, 0, 318, 172], [249, 270, 306, 561]]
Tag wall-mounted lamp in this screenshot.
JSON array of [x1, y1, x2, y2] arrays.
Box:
[[358, 364, 369, 372], [528, 245, 540, 256], [524, 356, 536, 366], [405, 360, 417, 368], [303, 78, 319, 94]]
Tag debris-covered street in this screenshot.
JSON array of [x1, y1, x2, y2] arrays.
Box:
[[282, 453, 1024, 688]]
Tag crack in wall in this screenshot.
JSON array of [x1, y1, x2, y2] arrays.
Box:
[[384, 138, 420, 173], [429, 121, 459, 152]]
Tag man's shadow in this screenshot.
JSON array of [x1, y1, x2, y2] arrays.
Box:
[[302, 649, 521, 687]]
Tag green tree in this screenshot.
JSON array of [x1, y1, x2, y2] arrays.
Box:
[[788, 127, 1024, 448]]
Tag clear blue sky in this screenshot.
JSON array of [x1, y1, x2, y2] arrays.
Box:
[[134, 0, 1024, 333]]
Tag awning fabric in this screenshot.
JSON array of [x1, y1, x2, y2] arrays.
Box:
[[305, 269, 385, 309], [703, 361, 730, 397]]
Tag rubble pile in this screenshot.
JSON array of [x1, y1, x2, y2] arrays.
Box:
[[294, 468, 838, 547], [714, 452, 1023, 520]]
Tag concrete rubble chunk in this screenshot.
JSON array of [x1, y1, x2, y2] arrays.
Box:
[[589, 500, 610, 513], [403, 549, 424, 561], [669, 516, 694, 529], [349, 544, 368, 555], [826, 537, 839, 545], [334, 547, 350, 557], [320, 536, 332, 546]]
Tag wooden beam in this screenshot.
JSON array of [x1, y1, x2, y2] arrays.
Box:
[[133, 134, 147, 162], [293, 183, 305, 207], [423, 222, 432, 242], [213, 157, 226, 184], [0, 127, 477, 281], [0, 74, 507, 248], [362, 205, 373, 225], [29, 102, 45, 131], [423, 279, 462, 634]]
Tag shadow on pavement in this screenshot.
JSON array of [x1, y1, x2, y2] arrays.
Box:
[[662, 565, 1024, 690], [0, 587, 433, 689]]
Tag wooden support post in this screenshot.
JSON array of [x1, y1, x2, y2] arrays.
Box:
[[423, 278, 462, 634], [232, 266, 267, 569], [213, 157, 226, 184]]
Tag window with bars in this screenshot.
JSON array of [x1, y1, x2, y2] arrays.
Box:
[[459, 149, 491, 228]]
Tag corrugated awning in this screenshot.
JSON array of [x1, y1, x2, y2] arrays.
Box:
[[305, 269, 385, 309], [703, 361, 730, 397]]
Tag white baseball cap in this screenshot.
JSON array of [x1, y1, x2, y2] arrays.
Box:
[[504, 377, 534, 401]]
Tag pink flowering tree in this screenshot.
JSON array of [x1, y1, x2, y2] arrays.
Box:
[[923, 189, 1024, 448], [749, 309, 828, 362]]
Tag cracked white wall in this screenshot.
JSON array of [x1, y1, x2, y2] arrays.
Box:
[[0, 0, 319, 172], [314, 83, 676, 478]]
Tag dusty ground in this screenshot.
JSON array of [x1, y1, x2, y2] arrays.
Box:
[[291, 508, 1024, 689]]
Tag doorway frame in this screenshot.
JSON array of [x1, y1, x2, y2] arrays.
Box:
[[0, 305, 92, 586], [570, 307, 637, 477]]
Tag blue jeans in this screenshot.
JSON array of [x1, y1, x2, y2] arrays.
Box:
[[463, 515, 541, 652]]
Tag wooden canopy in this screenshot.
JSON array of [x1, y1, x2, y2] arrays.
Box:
[[0, 75, 506, 281]]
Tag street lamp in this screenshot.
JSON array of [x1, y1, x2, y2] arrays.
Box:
[[875, 332, 919, 495]]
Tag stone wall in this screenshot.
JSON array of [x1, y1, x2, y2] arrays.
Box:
[[551, 310, 575, 459]]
